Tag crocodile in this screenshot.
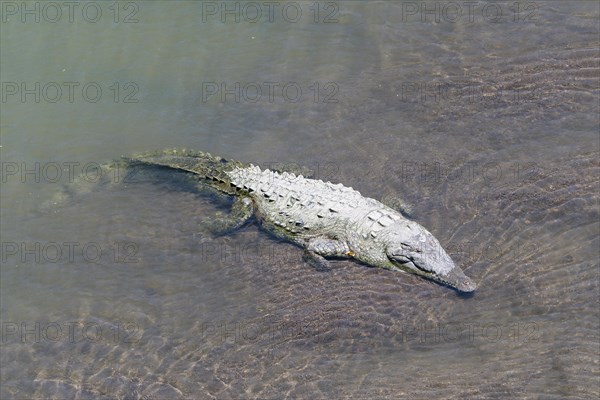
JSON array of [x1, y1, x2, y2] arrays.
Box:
[[126, 149, 477, 292]]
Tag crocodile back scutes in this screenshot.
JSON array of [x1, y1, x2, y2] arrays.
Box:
[[225, 165, 381, 237]]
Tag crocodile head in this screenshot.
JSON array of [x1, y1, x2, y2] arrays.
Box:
[[384, 221, 476, 292]]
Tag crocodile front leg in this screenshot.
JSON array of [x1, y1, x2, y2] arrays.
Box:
[[303, 237, 352, 271], [209, 196, 254, 236]]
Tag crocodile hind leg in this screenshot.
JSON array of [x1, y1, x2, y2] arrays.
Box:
[[208, 196, 255, 236], [303, 237, 353, 271]]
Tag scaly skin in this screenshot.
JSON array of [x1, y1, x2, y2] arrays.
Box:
[[127, 149, 476, 292]]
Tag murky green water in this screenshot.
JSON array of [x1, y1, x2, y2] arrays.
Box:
[[1, 1, 598, 398]]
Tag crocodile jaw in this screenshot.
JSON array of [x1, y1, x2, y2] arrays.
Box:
[[414, 262, 476, 292], [390, 258, 477, 292], [385, 221, 477, 292], [440, 265, 477, 292]]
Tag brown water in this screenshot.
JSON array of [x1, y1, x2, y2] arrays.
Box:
[[1, 1, 599, 398]]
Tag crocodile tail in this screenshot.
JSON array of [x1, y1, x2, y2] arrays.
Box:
[[125, 148, 250, 195]]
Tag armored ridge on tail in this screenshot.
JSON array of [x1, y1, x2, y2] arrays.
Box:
[[127, 149, 249, 195], [126, 149, 477, 292]]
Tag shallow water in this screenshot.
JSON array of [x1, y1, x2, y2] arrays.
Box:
[[1, 1, 599, 398]]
